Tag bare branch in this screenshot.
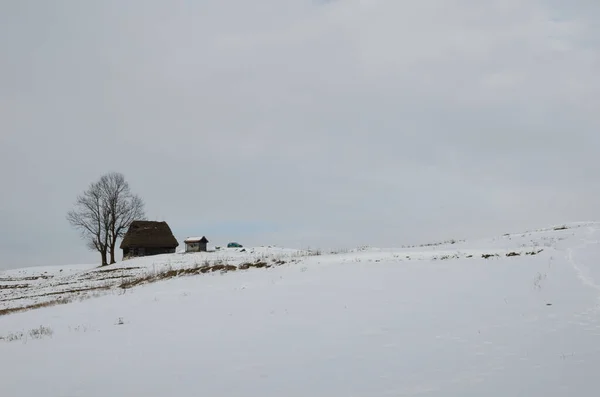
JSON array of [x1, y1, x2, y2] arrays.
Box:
[[67, 172, 145, 266]]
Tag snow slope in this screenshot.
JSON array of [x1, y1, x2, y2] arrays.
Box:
[[2, 223, 600, 396], [0, 246, 311, 313]]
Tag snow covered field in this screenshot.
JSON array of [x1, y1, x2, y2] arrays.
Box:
[[0, 247, 312, 314], [2, 223, 600, 396]]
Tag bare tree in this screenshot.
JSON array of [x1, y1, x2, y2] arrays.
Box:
[[98, 172, 146, 264], [67, 172, 145, 266], [66, 180, 111, 266]]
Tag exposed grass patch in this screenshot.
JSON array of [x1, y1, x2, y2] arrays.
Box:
[[0, 275, 53, 282], [1, 325, 54, 342], [2, 285, 112, 302], [436, 254, 460, 260], [28, 325, 54, 339], [51, 281, 80, 287], [478, 249, 543, 260], [0, 284, 30, 289], [1, 285, 125, 317], [92, 267, 142, 274], [2, 257, 293, 316], [0, 298, 71, 317], [239, 261, 270, 270], [119, 262, 240, 289], [119, 257, 288, 289], [1, 331, 26, 342], [526, 249, 544, 255], [95, 275, 135, 281], [329, 248, 350, 255], [482, 254, 499, 259]]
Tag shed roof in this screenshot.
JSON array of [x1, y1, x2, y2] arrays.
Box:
[[184, 236, 208, 243], [120, 221, 179, 249]]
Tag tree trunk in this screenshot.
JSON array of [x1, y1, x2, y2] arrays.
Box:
[[100, 246, 108, 266], [109, 242, 116, 264]]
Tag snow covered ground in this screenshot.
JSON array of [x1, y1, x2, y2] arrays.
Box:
[[0, 246, 312, 314], [2, 222, 600, 396]]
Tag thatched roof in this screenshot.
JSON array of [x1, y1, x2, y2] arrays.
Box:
[[184, 236, 208, 243], [120, 221, 179, 249]]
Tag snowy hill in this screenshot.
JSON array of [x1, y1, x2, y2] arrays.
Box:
[[2, 222, 600, 396]]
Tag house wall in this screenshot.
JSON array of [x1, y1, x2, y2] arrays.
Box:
[[123, 247, 176, 259], [146, 247, 176, 256], [185, 242, 207, 252], [186, 243, 199, 252]]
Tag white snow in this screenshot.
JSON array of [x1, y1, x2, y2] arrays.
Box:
[[183, 236, 207, 242], [2, 222, 600, 396]]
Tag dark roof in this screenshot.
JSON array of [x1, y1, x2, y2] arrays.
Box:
[[184, 236, 208, 243], [120, 221, 179, 249]]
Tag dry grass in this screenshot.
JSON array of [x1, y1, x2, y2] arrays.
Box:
[[119, 262, 240, 289], [1, 325, 54, 342], [0, 284, 30, 289], [526, 249, 544, 255], [0, 285, 113, 317], [94, 275, 135, 281], [92, 267, 142, 274], [481, 254, 499, 259], [0, 275, 54, 282], [0, 298, 72, 316], [239, 261, 270, 270], [120, 258, 284, 289], [1, 257, 292, 316], [479, 249, 543, 259], [28, 325, 54, 339], [437, 254, 460, 260], [2, 285, 112, 302]]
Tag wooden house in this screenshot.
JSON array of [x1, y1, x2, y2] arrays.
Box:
[[120, 220, 179, 259], [184, 236, 209, 252]]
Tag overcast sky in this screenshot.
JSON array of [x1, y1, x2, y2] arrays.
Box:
[[1, 0, 599, 269]]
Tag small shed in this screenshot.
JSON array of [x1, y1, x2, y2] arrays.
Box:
[[120, 220, 179, 259], [184, 236, 209, 252]]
